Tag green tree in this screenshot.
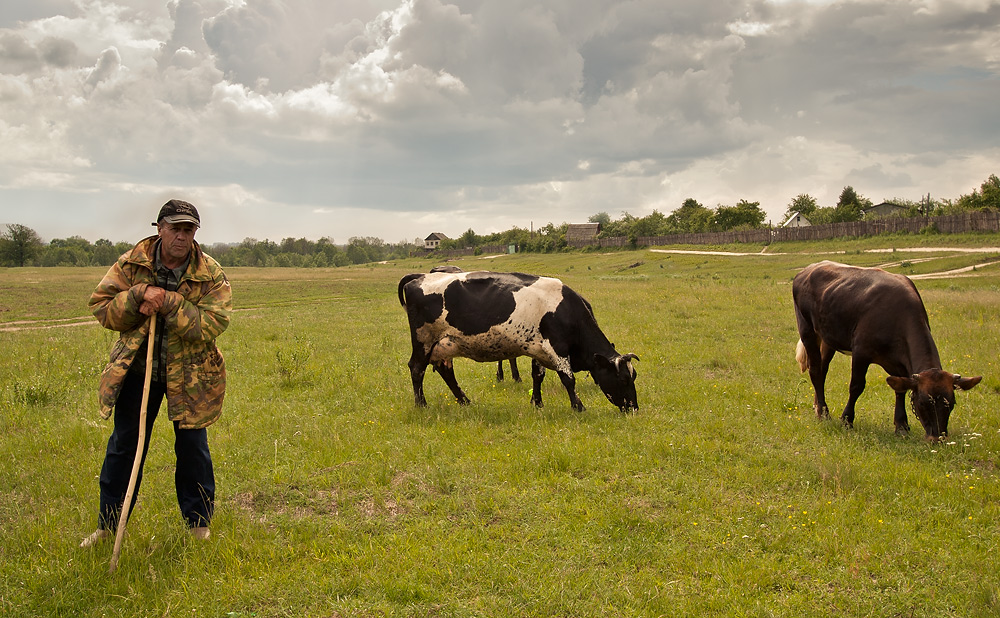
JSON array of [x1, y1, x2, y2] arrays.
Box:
[[955, 174, 1000, 211], [631, 210, 669, 237], [1, 224, 44, 266], [314, 237, 341, 266], [832, 186, 870, 222], [346, 236, 385, 264], [784, 194, 818, 222], [666, 199, 714, 233], [981, 174, 1000, 209], [459, 228, 478, 248], [233, 238, 278, 267], [714, 200, 767, 230], [92, 238, 120, 265], [588, 212, 611, 227], [280, 237, 314, 255], [807, 207, 837, 225], [499, 227, 531, 247], [599, 212, 636, 238], [524, 222, 567, 252]]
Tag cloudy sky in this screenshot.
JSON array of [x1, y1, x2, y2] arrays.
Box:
[[1, 0, 998, 246]]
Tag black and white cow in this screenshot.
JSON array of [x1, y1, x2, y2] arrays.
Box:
[[430, 264, 521, 382], [398, 270, 639, 412]]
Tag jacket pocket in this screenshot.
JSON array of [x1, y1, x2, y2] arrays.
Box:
[[171, 345, 226, 428]]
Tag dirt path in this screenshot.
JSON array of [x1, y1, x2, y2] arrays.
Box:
[[0, 317, 94, 333], [909, 261, 1000, 279], [649, 245, 1000, 282], [651, 246, 1000, 257]]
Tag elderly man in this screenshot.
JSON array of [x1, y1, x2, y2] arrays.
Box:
[[81, 199, 232, 546]]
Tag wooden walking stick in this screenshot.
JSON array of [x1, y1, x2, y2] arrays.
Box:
[[109, 316, 156, 575]]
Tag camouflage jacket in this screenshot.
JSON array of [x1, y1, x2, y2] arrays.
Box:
[[90, 236, 232, 429]]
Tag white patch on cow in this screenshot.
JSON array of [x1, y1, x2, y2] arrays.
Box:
[[417, 274, 573, 375], [419, 270, 474, 294]]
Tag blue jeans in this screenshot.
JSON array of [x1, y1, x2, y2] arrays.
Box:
[[97, 370, 215, 530]]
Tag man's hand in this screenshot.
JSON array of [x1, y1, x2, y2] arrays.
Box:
[[139, 286, 167, 316]]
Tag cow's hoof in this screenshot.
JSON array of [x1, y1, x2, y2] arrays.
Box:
[[895, 426, 910, 437]]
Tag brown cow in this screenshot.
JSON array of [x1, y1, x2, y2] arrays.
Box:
[[792, 260, 981, 440]]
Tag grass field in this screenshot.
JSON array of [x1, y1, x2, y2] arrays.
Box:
[[2, 237, 999, 617]]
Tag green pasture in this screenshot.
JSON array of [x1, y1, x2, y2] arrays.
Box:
[[2, 238, 999, 617]]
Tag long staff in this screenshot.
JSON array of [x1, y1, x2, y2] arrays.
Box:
[[109, 316, 156, 574]]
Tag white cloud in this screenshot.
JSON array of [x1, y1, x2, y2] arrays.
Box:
[[83, 46, 121, 90], [0, 0, 997, 244]]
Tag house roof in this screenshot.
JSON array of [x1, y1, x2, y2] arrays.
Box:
[[781, 212, 811, 227], [425, 232, 449, 241], [863, 202, 906, 213], [565, 223, 601, 243]]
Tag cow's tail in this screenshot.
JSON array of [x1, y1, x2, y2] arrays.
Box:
[[398, 274, 423, 308], [795, 339, 809, 373]]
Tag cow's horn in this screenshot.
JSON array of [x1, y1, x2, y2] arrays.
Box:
[[622, 353, 639, 362], [953, 373, 962, 380]]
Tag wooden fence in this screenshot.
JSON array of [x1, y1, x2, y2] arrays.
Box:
[[580, 211, 1000, 249]]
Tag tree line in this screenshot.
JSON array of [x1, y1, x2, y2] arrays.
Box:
[[3, 174, 998, 267]]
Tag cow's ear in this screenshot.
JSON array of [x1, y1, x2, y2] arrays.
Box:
[[886, 375, 917, 393], [592, 354, 615, 371], [955, 375, 983, 391]]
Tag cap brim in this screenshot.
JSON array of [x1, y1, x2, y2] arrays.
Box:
[[160, 215, 201, 227]]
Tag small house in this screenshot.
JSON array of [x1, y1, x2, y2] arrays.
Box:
[[782, 212, 811, 228], [863, 202, 907, 219], [566, 223, 601, 247], [424, 232, 449, 250]]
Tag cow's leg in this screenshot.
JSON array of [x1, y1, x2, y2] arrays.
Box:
[[804, 337, 833, 419], [556, 370, 584, 412], [530, 360, 545, 407], [509, 359, 521, 383], [841, 357, 870, 428], [893, 390, 910, 435], [496, 361, 504, 382], [407, 347, 430, 407], [434, 361, 471, 405]]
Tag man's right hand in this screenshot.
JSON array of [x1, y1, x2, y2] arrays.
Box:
[[139, 286, 166, 316]]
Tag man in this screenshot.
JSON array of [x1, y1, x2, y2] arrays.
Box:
[[81, 199, 231, 547]]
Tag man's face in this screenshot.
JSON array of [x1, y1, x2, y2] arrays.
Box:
[[157, 221, 197, 264]]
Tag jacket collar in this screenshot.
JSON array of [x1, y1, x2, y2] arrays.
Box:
[[128, 235, 210, 281]]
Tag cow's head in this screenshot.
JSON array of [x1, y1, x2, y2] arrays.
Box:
[[592, 353, 639, 412], [886, 369, 982, 440]]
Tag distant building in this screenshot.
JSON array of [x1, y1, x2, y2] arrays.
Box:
[[863, 202, 907, 218], [782, 212, 811, 228], [424, 232, 449, 250], [566, 223, 601, 247]]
